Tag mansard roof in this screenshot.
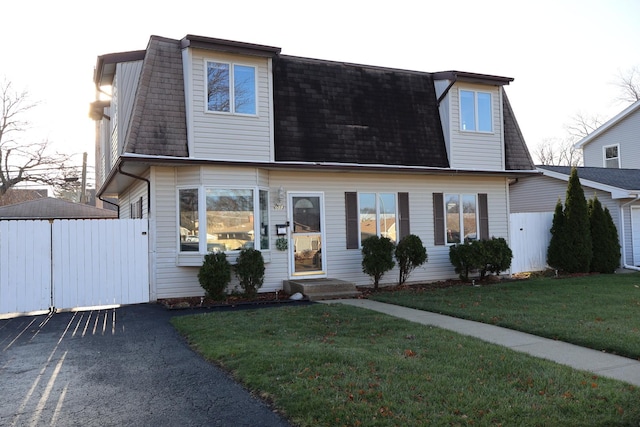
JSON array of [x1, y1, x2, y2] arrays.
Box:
[[273, 55, 449, 167], [123, 36, 189, 157], [94, 35, 534, 172]]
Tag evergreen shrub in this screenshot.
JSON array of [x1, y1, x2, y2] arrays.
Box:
[[198, 252, 231, 300], [361, 235, 396, 289], [234, 248, 265, 297], [395, 234, 428, 285]]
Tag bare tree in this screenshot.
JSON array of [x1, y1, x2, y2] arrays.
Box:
[[533, 137, 582, 167], [614, 65, 640, 103], [565, 112, 605, 140], [0, 79, 76, 197]]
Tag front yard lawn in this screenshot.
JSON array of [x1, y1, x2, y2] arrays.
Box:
[[370, 273, 640, 360], [172, 304, 640, 426]]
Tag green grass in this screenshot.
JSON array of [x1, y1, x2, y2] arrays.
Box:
[[370, 273, 640, 360], [172, 304, 640, 426]]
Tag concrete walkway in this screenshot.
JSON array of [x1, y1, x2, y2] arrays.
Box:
[[321, 299, 640, 387]]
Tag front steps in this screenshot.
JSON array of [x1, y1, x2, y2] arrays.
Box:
[[283, 278, 360, 301]]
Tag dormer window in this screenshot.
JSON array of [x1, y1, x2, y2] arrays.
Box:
[[206, 61, 256, 115], [604, 144, 620, 168], [460, 89, 492, 132]]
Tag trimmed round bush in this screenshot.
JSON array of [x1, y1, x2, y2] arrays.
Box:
[[235, 248, 265, 297], [361, 235, 396, 289], [395, 234, 428, 285], [198, 252, 231, 300]]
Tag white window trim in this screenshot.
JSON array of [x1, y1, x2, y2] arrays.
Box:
[[358, 192, 398, 247], [459, 89, 493, 133], [177, 185, 270, 255], [603, 144, 620, 168], [204, 60, 258, 116], [444, 193, 479, 245]]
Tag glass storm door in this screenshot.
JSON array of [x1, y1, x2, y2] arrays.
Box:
[[290, 194, 326, 276]]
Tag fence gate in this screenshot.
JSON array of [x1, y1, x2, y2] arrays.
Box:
[[0, 219, 149, 317], [510, 212, 553, 274]]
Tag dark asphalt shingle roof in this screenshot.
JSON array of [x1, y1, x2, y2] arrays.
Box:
[[273, 56, 449, 167], [0, 198, 118, 220], [503, 91, 535, 170], [538, 165, 640, 191], [124, 36, 189, 157]]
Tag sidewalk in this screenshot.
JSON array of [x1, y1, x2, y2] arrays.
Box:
[[321, 299, 640, 387]]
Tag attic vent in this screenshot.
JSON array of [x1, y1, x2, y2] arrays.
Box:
[[345, 124, 369, 129]]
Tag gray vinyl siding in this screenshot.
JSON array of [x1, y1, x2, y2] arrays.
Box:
[[118, 175, 148, 220], [448, 84, 504, 170], [187, 49, 272, 162], [150, 166, 511, 298], [583, 108, 640, 169], [510, 175, 568, 213]]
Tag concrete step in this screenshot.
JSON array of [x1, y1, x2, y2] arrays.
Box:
[[283, 278, 360, 301]]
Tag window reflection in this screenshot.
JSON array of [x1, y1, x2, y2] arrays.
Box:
[[206, 189, 254, 252], [179, 189, 199, 251]]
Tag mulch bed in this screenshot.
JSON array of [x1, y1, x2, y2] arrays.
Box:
[[159, 291, 304, 310], [160, 274, 538, 310]]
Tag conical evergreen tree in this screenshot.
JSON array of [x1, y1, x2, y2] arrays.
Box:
[[602, 206, 621, 272], [589, 196, 610, 273], [547, 198, 566, 270], [563, 168, 592, 273]]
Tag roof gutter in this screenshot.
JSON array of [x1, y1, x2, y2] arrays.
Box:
[[98, 196, 120, 217], [118, 164, 151, 215]]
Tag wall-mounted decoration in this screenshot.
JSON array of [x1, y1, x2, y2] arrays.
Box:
[[275, 237, 288, 251]]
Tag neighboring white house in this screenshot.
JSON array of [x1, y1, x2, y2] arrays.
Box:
[[90, 35, 537, 301]]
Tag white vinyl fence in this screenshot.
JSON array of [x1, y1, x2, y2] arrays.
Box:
[[0, 219, 149, 317], [510, 212, 554, 274]]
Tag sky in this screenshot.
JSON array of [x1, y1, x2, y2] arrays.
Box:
[[1, 0, 639, 185]]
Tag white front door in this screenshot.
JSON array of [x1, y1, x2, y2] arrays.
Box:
[[289, 193, 326, 277], [632, 207, 640, 266]]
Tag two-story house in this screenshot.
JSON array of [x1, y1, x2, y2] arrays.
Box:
[[510, 100, 640, 271], [577, 99, 640, 169], [90, 35, 536, 301]]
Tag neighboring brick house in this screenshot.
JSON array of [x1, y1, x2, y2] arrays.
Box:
[[90, 35, 536, 300]]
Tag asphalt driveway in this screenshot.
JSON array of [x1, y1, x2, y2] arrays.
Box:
[[0, 304, 291, 426]]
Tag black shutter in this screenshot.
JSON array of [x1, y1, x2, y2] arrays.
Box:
[[398, 192, 410, 240], [345, 192, 359, 249], [478, 193, 489, 240], [433, 193, 445, 245]]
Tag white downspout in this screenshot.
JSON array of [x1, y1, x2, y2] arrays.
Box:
[[621, 195, 640, 271]]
